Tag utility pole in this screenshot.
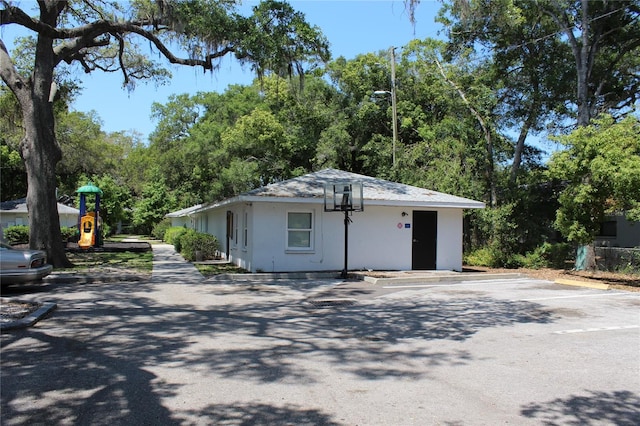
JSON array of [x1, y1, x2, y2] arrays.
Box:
[[390, 46, 398, 168], [373, 47, 399, 167]]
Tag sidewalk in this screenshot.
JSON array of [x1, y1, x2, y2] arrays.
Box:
[[150, 243, 204, 284]]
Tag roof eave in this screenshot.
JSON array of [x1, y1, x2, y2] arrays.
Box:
[[191, 195, 485, 212]]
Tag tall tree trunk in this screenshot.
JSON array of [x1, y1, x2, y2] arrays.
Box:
[[576, 0, 592, 127], [435, 57, 497, 207], [21, 97, 70, 267], [547, 0, 593, 127], [509, 107, 536, 184], [16, 1, 71, 267]]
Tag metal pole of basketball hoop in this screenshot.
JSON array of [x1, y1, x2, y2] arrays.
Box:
[[324, 182, 363, 280], [341, 202, 352, 279]]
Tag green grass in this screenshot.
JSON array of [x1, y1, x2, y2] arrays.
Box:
[[195, 263, 248, 277], [105, 234, 161, 244], [63, 250, 153, 273]]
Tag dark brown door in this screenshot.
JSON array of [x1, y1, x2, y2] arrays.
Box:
[[412, 211, 437, 270], [226, 211, 233, 259]]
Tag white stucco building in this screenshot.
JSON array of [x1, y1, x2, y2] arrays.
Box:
[[0, 198, 80, 230], [167, 169, 485, 273]]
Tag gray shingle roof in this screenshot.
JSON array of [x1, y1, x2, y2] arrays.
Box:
[[0, 198, 80, 215], [165, 204, 203, 218], [184, 169, 484, 214], [244, 169, 484, 208]]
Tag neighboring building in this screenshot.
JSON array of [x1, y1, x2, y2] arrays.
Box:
[[167, 169, 485, 273], [165, 204, 202, 228], [595, 214, 640, 248], [0, 198, 80, 230]]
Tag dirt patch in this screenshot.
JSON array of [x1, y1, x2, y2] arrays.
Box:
[[361, 267, 639, 292], [0, 299, 42, 324], [465, 266, 640, 292]]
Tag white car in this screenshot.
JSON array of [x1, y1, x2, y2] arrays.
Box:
[[0, 242, 53, 285]]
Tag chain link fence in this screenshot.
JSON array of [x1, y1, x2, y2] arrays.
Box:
[[594, 247, 640, 274]]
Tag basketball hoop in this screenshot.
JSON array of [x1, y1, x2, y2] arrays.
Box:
[[323, 181, 364, 278], [323, 182, 364, 212]]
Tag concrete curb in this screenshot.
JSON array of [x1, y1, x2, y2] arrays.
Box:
[[363, 272, 524, 285], [204, 271, 525, 285], [44, 275, 147, 284], [554, 278, 610, 290], [205, 271, 342, 282], [1, 302, 57, 331]]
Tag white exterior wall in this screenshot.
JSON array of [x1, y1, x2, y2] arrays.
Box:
[[1, 212, 78, 229], [225, 201, 464, 273], [436, 208, 463, 271], [168, 217, 191, 228]]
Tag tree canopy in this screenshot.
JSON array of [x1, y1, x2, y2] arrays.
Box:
[[1, 0, 638, 269], [0, 0, 329, 266], [548, 115, 640, 243]]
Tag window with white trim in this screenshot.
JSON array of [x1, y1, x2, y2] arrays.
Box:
[[287, 211, 313, 250]]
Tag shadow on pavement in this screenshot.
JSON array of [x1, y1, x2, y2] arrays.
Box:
[[2, 241, 563, 424], [521, 389, 640, 425]]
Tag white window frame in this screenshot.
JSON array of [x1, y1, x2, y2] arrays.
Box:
[[286, 210, 314, 252]]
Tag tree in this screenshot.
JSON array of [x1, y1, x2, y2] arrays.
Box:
[[219, 108, 293, 187], [84, 174, 133, 235], [132, 168, 177, 235], [0, 84, 26, 199], [540, 0, 640, 127], [56, 110, 117, 194], [437, 0, 640, 182], [0, 0, 329, 267], [548, 115, 640, 243]]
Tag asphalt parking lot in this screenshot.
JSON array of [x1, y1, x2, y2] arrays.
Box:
[[1, 274, 639, 425]]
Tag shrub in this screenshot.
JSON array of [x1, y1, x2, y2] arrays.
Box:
[[521, 242, 573, 269], [164, 226, 187, 247], [464, 247, 495, 267], [464, 246, 524, 269], [179, 229, 220, 261], [60, 226, 78, 242], [3, 225, 82, 245], [152, 219, 172, 241], [100, 223, 112, 239], [3, 225, 29, 245]]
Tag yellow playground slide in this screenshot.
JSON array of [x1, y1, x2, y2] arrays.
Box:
[[78, 213, 96, 249]]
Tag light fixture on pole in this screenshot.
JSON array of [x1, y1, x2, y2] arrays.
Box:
[[373, 46, 398, 167]]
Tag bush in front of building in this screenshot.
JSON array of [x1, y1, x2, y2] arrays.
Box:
[[3, 225, 79, 245], [179, 229, 220, 262], [164, 226, 187, 249], [61, 226, 78, 242], [3, 225, 29, 245], [152, 219, 172, 241]]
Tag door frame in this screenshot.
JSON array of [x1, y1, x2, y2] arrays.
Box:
[[411, 210, 437, 270]]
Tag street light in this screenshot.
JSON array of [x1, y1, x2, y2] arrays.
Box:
[[373, 47, 398, 167]]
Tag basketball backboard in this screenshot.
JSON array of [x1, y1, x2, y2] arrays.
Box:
[[323, 182, 364, 212]]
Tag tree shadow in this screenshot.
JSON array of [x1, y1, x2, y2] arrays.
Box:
[[521, 390, 640, 425], [184, 402, 342, 425], [1, 276, 557, 424]]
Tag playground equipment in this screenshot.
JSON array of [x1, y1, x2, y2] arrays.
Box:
[[76, 183, 103, 249]]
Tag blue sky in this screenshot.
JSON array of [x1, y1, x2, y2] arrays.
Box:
[[1, 1, 444, 140]]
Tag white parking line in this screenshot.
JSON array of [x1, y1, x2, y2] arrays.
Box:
[[554, 325, 640, 335]]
